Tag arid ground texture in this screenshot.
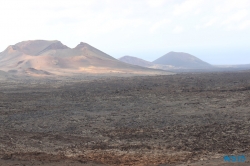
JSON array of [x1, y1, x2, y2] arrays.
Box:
[[0, 71, 250, 166]]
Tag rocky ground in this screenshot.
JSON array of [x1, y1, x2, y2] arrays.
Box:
[[0, 71, 250, 165]]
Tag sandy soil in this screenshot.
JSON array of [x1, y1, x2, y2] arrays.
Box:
[[0, 71, 250, 165]]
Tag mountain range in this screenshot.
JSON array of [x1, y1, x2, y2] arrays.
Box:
[[1, 40, 249, 79], [0, 40, 170, 77]]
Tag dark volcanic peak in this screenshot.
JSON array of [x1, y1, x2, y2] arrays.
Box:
[[119, 55, 153, 67], [153, 51, 213, 69]]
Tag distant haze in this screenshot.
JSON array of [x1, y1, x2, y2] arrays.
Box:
[[0, 0, 250, 65]]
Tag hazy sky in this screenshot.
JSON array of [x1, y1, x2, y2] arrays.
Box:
[[0, 0, 250, 65]]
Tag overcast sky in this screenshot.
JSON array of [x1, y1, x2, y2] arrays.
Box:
[[0, 0, 250, 65]]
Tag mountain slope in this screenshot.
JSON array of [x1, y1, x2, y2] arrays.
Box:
[[153, 52, 213, 69], [119, 56, 154, 67]]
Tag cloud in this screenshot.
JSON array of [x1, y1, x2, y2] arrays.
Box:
[[173, 0, 204, 16], [0, 0, 250, 55], [204, 18, 218, 27], [222, 9, 248, 25], [215, 0, 249, 13], [223, 18, 250, 31], [149, 19, 171, 33], [239, 20, 250, 30], [173, 26, 184, 34], [147, 0, 166, 8], [195, 17, 218, 30]]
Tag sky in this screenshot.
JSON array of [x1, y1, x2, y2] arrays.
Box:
[[0, 0, 250, 65]]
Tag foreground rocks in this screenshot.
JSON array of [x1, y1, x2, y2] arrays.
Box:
[[0, 72, 250, 165]]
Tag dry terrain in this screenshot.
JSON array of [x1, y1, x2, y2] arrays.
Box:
[[0, 71, 250, 165]]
